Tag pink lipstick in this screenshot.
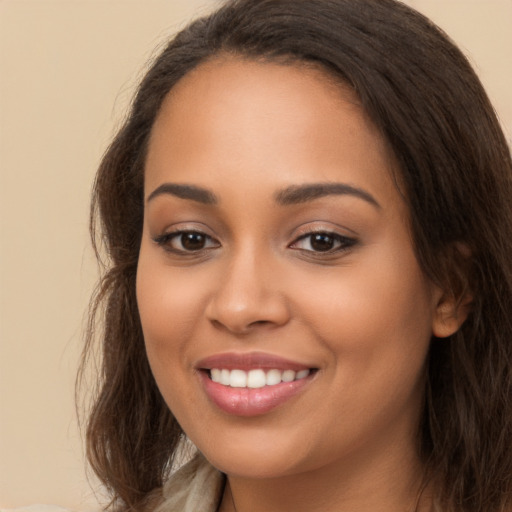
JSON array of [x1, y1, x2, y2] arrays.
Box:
[[196, 352, 317, 416]]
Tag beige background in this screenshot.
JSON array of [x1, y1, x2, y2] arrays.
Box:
[[1, 0, 511, 509]]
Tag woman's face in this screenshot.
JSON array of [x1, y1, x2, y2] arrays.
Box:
[[137, 57, 448, 479]]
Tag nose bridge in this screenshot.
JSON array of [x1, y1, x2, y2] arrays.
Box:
[[206, 239, 289, 333]]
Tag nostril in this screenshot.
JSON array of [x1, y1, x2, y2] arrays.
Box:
[[248, 320, 271, 327], [205, 288, 291, 334], [209, 317, 277, 334]]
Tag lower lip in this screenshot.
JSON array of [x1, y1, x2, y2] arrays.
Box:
[[199, 371, 313, 416]]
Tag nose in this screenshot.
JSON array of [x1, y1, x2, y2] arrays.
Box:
[[205, 247, 291, 335]]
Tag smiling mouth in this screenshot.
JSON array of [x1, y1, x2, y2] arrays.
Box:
[[208, 368, 315, 388], [196, 352, 319, 415], [198, 365, 318, 416]]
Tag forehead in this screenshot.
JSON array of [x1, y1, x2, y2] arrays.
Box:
[[162, 55, 358, 115], [151, 56, 371, 145], [145, 56, 401, 208]]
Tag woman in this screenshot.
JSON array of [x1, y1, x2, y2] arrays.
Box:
[[82, 0, 512, 511]]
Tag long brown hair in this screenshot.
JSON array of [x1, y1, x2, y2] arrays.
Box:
[[80, 0, 512, 510]]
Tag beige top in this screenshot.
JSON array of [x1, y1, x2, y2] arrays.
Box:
[[0, 455, 223, 512], [155, 454, 225, 512]]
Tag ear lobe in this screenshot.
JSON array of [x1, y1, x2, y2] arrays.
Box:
[[432, 291, 472, 338]]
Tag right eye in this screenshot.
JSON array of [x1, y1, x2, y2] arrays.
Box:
[[153, 230, 220, 253]]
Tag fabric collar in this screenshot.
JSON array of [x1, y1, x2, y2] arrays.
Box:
[[155, 453, 225, 512]]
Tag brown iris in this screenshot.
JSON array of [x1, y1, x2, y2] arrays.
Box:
[[310, 233, 336, 252], [180, 232, 207, 251]]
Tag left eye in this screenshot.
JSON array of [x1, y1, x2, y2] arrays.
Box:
[[291, 232, 355, 253], [154, 230, 219, 253]]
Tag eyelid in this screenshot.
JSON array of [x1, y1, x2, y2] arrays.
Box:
[[290, 232, 356, 250], [153, 229, 218, 245], [291, 221, 358, 238], [151, 221, 216, 240], [288, 225, 358, 254], [152, 225, 221, 255], [151, 221, 357, 256]]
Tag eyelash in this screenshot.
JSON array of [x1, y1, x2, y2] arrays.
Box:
[[152, 229, 357, 256], [290, 231, 357, 254], [153, 230, 220, 254]]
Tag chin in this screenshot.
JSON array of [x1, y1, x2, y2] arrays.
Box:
[[196, 432, 310, 479], [208, 453, 301, 479]]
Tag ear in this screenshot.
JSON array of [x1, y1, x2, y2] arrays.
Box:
[[431, 242, 473, 338], [431, 289, 472, 338]]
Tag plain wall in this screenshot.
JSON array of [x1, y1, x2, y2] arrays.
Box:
[[1, 0, 510, 508]]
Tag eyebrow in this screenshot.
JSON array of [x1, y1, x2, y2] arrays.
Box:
[[146, 181, 380, 209], [275, 183, 381, 208], [147, 183, 218, 205]]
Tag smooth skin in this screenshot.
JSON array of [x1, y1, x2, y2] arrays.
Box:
[[137, 57, 466, 512]]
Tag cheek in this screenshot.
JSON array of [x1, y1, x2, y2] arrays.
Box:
[[292, 247, 435, 388], [137, 242, 210, 337], [135, 248, 208, 392], [293, 258, 433, 446], [297, 263, 433, 339], [136, 267, 208, 428]]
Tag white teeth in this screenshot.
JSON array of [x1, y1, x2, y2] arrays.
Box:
[[210, 368, 311, 387], [266, 369, 282, 386], [282, 370, 296, 382], [296, 369, 310, 379], [230, 369, 247, 388], [220, 369, 231, 386], [211, 369, 222, 382], [247, 369, 266, 388]]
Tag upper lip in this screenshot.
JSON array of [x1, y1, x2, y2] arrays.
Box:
[[196, 352, 315, 371]]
